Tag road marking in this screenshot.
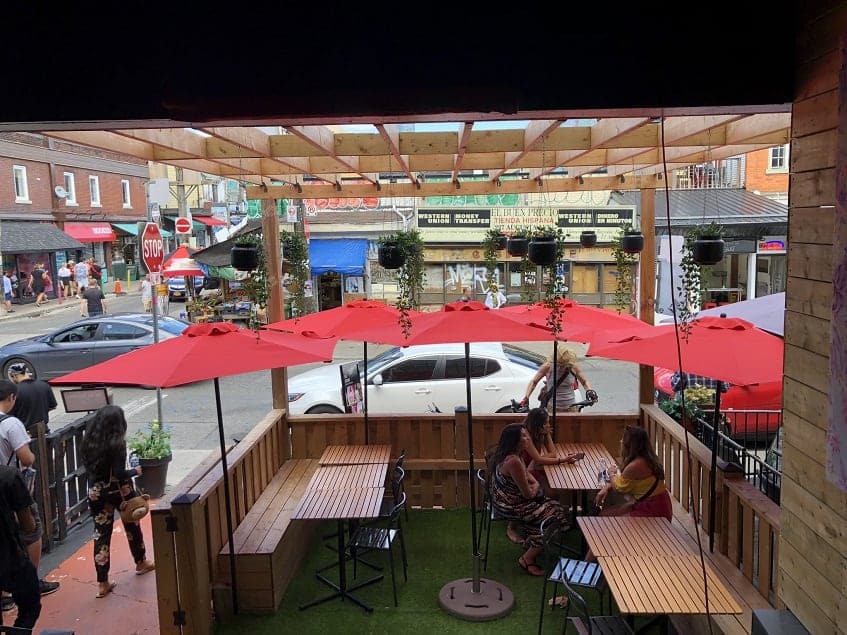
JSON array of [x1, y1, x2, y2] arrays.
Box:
[[123, 394, 166, 417]]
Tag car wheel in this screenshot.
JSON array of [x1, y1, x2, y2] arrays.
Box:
[[3, 358, 36, 381], [305, 405, 344, 414]]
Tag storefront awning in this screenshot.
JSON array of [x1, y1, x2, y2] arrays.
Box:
[[63, 222, 117, 242], [309, 238, 368, 275], [0, 221, 84, 254], [192, 215, 227, 227], [111, 223, 173, 238]]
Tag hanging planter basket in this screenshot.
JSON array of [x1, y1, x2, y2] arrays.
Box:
[[527, 237, 558, 266], [507, 237, 528, 257], [378, 241, 406, 269], [495, 233, 508, 250], [579, 231, 597, 247], [621, 231, 644, 254], [693, 237, 725, 265], [231, 243, 259, 271]]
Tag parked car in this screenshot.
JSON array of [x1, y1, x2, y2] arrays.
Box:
[[654, 368, 782, 440], [168, 276, 204, 300], [288, 342, 566, 415], [1, 313, 189, 380]]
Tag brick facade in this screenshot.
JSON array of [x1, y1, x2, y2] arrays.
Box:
[[744, 147, 789, 195]]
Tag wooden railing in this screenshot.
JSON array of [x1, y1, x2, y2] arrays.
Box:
[[642, 404, 781, 605]]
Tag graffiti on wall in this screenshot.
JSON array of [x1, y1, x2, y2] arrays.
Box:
[[444, 262, 502, 293]]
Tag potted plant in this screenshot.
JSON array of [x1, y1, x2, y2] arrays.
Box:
[[579, 230, 597, 247], [379, 230, 426, 337], [377, 236, 406, 269], [691, 221, 725, 265], [528, 228, 558, 266], [612, 223, 638, 314], [531, 226, 566, 335], [507, 228, 530, 257], [230, 237, 259, 271], [281, 230, 310, 318], [128, 420, 172, 499], [621, 228, 644, 254], [481, 229, 504, 292]]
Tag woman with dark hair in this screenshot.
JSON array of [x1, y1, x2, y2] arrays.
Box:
[[594, 425, 672, 521], [489, 423, 569, 576], [80, 405, 155, 598], [521, 408, 582, 484]]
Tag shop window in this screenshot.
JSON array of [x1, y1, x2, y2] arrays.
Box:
[[89, 175, 101, 206], [63, 172, 77, 205], [121, 179, 131, 208]]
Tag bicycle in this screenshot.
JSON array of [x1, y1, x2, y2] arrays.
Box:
[[510, 390, 599, 413]]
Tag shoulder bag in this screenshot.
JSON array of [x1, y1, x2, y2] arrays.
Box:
[[599, 476, 660, 517], [538, 368, 571, 409], [110, 469, 151, 525]]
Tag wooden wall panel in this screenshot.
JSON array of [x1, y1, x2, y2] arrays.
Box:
[[786, 242, 833, 281], [783, 310, 832, 356], [790, 170, 836, 207], [788, 205, 836, 243], [785, 276, 833, 318], [784, 343, 829, 393], [791, 127, 838, 172], [784, 438, 847, 512]]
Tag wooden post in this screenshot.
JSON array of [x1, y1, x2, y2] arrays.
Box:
[[261, 199, 288, 410], [638, 188, 656, 405]]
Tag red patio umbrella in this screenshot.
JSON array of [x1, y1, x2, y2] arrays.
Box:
[[50, 322, 336, 614], [344, 300, 559, 617], [265, 300, 418, 442], [588, 315, 784, 551], [161, 244, 205, 278]]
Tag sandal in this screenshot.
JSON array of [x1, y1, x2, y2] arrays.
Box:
[[96, 581, 116, 598], [506, 524, 525, 545], [518, 556, 545, 577], [135, 561, 156, 575], [548, 595, 569, 608]]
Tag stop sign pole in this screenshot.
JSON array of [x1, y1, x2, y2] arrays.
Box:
[[141, 222, 166, 426]]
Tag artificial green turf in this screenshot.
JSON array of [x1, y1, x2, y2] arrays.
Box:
[[213, 508, 606, 634]]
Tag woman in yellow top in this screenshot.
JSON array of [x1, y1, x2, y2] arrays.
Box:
[[594, 425, 672, 521]]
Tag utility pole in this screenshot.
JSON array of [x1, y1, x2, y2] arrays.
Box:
[[175, 167, 188, 245]]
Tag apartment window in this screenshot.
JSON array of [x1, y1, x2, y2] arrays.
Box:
[[13, 165, 30, 203], [89, 175, 101, 206], [63, 172, 77, 205], [121, 179, 131, 208], [768, 145, 788, 172]]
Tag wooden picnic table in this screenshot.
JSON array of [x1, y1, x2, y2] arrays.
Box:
[[293, 486, 385, 521], [544, 442, 617, 491], [306, 464, 388, 491], [319, 444, 392, 466], [577, 516, 741, 618]]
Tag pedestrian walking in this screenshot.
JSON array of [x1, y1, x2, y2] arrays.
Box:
[[28, 264, 49, 308], [484, 282, 507, 309], [0, 464, 42, 632], [0, 380, 60, 602], [57, 262, 72, 303], [66, 260, 77, 297], [8, 364, 57, 435], [74, 261, 89, 297], [80, 280, 107, 317], [140, 275, 152, 313], [2, 271, 14, 314], [88, 258, 103, 289]]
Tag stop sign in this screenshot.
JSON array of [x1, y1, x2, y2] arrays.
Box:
[[141, 223, 164, 273], [174, 216, 192, 234]]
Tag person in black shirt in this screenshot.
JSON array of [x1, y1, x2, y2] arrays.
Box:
[[0, 465, 41, 631], [9, 364, 57, 434], [80, 280, 108, 317], [79, 405, 154, 598]]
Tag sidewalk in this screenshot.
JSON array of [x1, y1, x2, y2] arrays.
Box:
[[4, 513, 160, 633], [0, 281, 141, 322]]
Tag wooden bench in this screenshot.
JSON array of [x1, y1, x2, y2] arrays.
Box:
[[218, 458, 319, 614], [668, 498, 774, 635]]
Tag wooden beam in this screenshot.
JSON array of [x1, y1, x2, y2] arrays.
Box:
[[376, 124, 417, 186], [489, 119, 563, 181], [451, 122, 473, 183], [639, 188, 656, 405]]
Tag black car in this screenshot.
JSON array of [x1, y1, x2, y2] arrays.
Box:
[[1, 313, 189, 380]]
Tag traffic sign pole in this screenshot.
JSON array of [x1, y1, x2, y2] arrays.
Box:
[[141, 221, 166, 426]]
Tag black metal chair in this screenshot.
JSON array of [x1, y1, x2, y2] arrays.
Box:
[[538, 517, 610, 635], [558, 575, 633, 635], [394, 449, 408, 521], [349, 491, 408, 606], [476, 467, 511, 571]]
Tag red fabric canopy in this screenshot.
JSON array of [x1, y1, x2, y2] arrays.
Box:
[[50, 322, 336, 387], [161, 245, 204, 278], [63, 222, 117, 243], [265, 300, 411, 339], [193, 215, 228, 227], [589, 316, 784, 386]]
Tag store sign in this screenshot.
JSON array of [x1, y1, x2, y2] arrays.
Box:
[[418, 209, 491, 227], [556, 207, 635, 242], [757, 235, 786, 254]]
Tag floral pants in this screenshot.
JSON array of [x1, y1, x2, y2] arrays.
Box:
[[88, 479, 147, 582]]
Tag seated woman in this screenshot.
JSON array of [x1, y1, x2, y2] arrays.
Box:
[[594, 425, 672, 521], [489, 423, 569, 576]]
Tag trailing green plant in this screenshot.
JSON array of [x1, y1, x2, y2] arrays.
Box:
[[234, 233, 269, 329], [481, 229, 503, 290], [658, 395, 706, 428], [509, 227, 537, 304], [612, 223, 638, 315], [532, 225, 567, 336], [379, 230, 426, 338], [281, 230, 310, 318], [677, 222, 724, 338], [128, 420, 172, 460]]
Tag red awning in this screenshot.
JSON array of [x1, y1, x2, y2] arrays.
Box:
[[192, 215, 227, 227], [63, 222, 117, 243]]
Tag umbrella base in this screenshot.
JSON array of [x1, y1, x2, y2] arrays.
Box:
[[438, 577, 514, 621]]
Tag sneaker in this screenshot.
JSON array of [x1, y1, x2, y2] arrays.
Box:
[[1, 596, 14, 611], [39, 579, 60, 596]]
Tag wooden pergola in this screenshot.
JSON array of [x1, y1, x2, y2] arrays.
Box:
[[42, 111, 790, 200]]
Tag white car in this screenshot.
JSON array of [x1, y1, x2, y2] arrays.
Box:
[[288, 342, 553, 415]]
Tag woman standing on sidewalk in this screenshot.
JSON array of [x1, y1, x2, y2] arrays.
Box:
[[80, 405, 155, 598]]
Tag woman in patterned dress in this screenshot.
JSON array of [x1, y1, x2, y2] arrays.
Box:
[[489, 423, 569, 576]]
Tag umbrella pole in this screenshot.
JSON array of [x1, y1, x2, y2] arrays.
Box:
[[709, 382, 723, 552], [214, 377, 239, 614], [363, 342, 369, 444], [551, 341, 558, 433], [437, 343, 514, 621]]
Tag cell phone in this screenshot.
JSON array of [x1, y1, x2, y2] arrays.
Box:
[[573, 452, 585, 461]]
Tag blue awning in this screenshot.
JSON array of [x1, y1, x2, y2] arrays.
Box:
[[308, 238, 367, 275]]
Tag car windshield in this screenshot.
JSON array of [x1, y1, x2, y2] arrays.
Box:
[[364, 347, 404, 375], [501, 343, 546, 369], [129, 315, 189, 335]]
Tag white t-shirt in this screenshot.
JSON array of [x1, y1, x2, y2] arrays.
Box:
[[484, 289, 507, 309], [0, 412, 30, 467], [58, 266, 71, 280]]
